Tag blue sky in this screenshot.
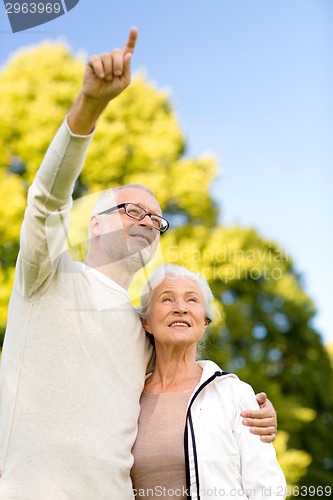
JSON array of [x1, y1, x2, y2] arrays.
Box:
[[1, 0, 332, 343]]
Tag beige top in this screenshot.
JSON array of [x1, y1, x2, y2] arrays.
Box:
[[131, 390, 192, 499]]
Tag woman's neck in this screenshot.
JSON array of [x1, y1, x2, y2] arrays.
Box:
[[145, 346, 202, 394]]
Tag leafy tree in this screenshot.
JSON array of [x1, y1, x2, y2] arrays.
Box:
[[274, 431, 312, 492], [327, 343, 333, 368], [0, 170, 26, 265], [1, 41, 332, 495]]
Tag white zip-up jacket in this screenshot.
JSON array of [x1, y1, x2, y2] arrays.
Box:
[[185, 360, 286, 500]]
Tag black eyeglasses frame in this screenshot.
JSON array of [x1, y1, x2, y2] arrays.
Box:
[[97, 202, 170, 234]]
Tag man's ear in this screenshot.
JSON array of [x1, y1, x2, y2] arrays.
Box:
[[89, 215, 101, 237]]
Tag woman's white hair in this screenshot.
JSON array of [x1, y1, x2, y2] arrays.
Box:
[[139, 264, 217, 324]]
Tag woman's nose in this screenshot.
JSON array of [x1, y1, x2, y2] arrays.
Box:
[[173, 301, 188, 314]]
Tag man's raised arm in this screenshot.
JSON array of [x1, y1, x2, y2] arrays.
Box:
[[17, 28, 138, 298]]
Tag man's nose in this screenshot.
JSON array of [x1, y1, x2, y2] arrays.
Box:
[[139, 213, 155, 229]]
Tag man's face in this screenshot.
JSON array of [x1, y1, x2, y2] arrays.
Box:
[[97, 187, 162, 267]]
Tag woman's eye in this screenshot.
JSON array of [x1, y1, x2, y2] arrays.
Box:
[[162, 297, 172, 302]]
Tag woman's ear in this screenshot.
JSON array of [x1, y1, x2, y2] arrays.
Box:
[[141, 316, 153, 334], [203, 318, 210, 332]]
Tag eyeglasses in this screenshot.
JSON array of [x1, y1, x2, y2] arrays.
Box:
[[98, 203, 170, 234]]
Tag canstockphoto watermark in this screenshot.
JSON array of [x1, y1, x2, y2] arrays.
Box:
[[133, 486, 261, 497], [134, 487, 188, 498], [133, 485, 333, 497], [3, 0, 80, 33]]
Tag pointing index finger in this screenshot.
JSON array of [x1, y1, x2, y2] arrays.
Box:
[[124, 27, 138, 55]]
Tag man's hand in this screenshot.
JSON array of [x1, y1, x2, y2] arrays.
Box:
[[68, 27, 138, 134], [241, 392, 277, 443], [82, 27, 138, 103]]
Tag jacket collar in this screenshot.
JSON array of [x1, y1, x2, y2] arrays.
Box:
[[196, 359, 225, 381]]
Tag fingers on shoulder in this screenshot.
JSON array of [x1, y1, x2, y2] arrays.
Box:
[[260, 432, 276, 443], [250, 424, 276, 435], [242, 409, 261, 419], [255, 392, 267, 405]]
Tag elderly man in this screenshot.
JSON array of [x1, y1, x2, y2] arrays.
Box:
[[0, 28, 277, 499]]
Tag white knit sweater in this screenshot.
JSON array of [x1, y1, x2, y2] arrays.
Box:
[[0, 120, 152, 499]]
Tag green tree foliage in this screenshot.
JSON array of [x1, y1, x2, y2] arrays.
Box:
[[0, 170, 26, 266], [274, 431, 312, 491], [327, 343, 333, 368], [0, 42, 332, 495]]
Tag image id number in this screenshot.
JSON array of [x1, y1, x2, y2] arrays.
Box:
[[6, 2, 62, 14]]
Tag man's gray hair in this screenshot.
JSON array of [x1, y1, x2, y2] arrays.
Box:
[[91, 184, 155, 216]]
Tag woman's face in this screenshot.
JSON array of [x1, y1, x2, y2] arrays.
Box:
[[142, 275, 209, 347]]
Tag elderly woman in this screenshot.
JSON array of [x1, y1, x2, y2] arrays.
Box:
[[131, 265, 286, 500]]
